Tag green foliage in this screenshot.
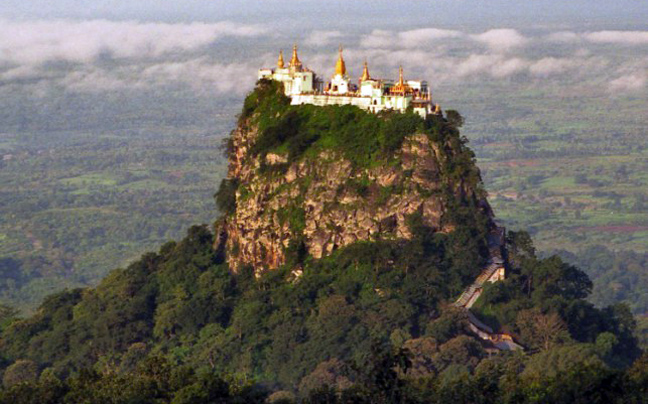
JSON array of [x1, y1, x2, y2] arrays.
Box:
[[215, 178, 239, 216], [0, 118, 230, 314], [0, 222, 644, 401], [445, 110, 465, 128], [443, 205, 491, 286], [425, 308, 470, 343], [0, 304, 18, 332], [472, 230, 641, 365], [347, 342, 412, 404], [555, 246, 648, 315], [0, 225, 231, 373], [296, 346, 648, 404], [1, 93, 645, 397], [2, 350, 647, 404], [241, 79, 290, 123], [0, 356, 269, 404], [2, 359, 39, 388], [0, 217, 489, 390], [276, 205, 306, 234], [240, 79, 458, 170]]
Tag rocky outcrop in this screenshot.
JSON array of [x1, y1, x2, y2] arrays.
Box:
[[217, 109, 492, 275]]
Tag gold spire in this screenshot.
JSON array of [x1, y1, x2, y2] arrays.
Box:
[[335, 45, 346, 76], [392, 65, 409, 93], [277, 50, 284, 69], [289, 44, 302, 70], [360, 60, 371, 81]]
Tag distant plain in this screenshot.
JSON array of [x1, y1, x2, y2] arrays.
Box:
[[1, 7, 647, 317]]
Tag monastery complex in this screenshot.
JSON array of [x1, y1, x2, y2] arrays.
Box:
[[259, 45, 441, 118]]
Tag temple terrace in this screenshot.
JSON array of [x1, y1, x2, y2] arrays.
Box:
[[259, 45, 441, 118]]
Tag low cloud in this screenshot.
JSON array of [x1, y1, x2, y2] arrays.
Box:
[[359, 29, 394, 48], [585, 30, 648, 45], [2, 21, 645, 98], [607, 58, 648, 93], [547, 30, 648, 45], [333, 46, 616, 85], [0, 19, 266, 66], [314, 48, 562, 82], [0, 65, 43, 80], [360, 27, 528, 52], [360, 28, 463, 48], [142, 59, 256, 94], [529, 57, 579, 76], [452, 54, 529, 78], [305, 30, 344, 47], [398, 28, 464, 47], [58, 59, 256, 95], [0, 19, 266, 95], [360, 27, 648, 52], [608, 74, 647, 92], [351, 26, 646, 88], [471, 29, 528, 51]]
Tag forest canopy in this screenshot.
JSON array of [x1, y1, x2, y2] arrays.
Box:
[[0, 80, 645, 403]]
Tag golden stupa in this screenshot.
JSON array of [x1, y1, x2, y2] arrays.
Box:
[[277, 50, 285, 69], [289, 44, 302, 70], [335, 45, 346, 76]]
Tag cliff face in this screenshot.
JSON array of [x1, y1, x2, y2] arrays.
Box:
[[216, 81, 492, 274]]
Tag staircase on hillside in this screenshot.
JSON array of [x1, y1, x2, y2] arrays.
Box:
[[453, 226, 523, 351]]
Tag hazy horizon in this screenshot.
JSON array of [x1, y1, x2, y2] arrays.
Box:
[[2, 0, 648, 27], [1, 0, 647, 313], [1, 1, 647, 127]]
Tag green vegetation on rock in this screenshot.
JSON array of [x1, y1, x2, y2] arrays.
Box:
[[0, 78, 646, 403], [0, 223, 643, 402], [245, 79, 475, 179]]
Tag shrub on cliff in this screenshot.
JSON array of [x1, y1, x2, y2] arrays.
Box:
[[241, 79, 467, 170]]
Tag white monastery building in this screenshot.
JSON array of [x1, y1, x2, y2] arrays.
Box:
[[258, 45, 441, 118]]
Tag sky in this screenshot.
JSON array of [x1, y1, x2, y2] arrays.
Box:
[[0, 0, 646, 131], [1, 0, 647, 26]]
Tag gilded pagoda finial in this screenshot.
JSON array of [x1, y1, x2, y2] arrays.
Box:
[[360, 59, 371, 82], [335, 44, 346, 76], [391, 65, 410, 93], [290, 44, 302, 70], [277, 50, 285, 69]]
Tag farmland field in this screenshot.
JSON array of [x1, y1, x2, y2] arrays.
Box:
[[1, 22, 647, 320]]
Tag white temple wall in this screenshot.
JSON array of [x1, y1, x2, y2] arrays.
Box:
[[291, 95, 372, 110], [330, 74, 350, 94], [257, 66, 435, 118]]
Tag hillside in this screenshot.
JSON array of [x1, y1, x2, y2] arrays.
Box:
[[0, 80, 645, 403], [217, 79, 489, 274]]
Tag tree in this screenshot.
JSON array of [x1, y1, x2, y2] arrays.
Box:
[[625, 353, 648, 402], [402, 337, 439, 379], [436, 364, 474, 404], [532, 256, 592, 301], [0, 304, 18, 332], [3, 359, 39, 387], [304, 384, 339, 404], [473, 358, 506, 404], [214, 178, 239, 216], [350, 342, 412, 404], [171, 373, 232, 404], [425, 308, 470, 343], [298, 358, 351, 397], [516, 308, 568, 351], [434, 336, 484, 371], [445, 110, 465, 128]]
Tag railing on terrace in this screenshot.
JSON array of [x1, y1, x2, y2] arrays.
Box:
[[292, 91, 432, 101]]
